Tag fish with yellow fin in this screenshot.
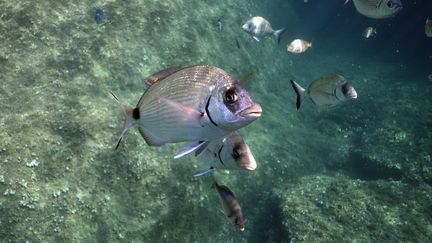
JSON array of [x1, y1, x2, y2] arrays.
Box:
[[290, 74, 358, 110]]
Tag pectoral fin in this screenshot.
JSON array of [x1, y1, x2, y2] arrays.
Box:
[[174, 140, 209, 159], [160, 97, 204, 128], [193, 166, 216, 177]]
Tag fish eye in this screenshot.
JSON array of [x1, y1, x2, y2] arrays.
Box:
[[232, 144, 243, 160], [224, 88, 238, 104], [232, 148, 241, 159], [386, 1, 393, 7]]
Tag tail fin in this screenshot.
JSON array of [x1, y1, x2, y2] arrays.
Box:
[[109, 91, 136, 149], [290, 80, 306, 110], [273, 28, 286, 44]]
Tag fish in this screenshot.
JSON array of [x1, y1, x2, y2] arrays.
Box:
[[110, 65, 262, 157], [241, 16, 285, 43], [235, 38, 241, 49], [287, 39, 312, 54], [290, 74, 358, 110], [213, 181, 245, 231], [216, 18, 223, 31], [363, 27, 377, 38], [426, 19, 432, 37], [193, 131, 257, 177], [344, 0, 402, 19], [94, 8, 104, 24]]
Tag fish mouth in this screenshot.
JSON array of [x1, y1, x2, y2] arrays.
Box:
[[350, 89, 358, 99], [239, 103, 262, 119]]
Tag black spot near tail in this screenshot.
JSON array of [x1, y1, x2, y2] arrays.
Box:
[[132, 108, 140, 120]]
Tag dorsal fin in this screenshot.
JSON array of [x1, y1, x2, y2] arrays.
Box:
[[144, 66, 187, 88]]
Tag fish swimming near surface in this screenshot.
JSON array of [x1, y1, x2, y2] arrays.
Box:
[[425, 19, 432, 37], [363, 27, 377, 38], [110, 65, 262, 157], [287, 39, 312, 54], [94, 7, 104, 24], [193, 131, 257, 177], [213, 181, 245, 231], [344, 0, 402, 19], [290, 74, 358, 110], [241, 16, 285, 43]]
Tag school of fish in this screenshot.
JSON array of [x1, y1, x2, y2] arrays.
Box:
[[109, 0, 425, 232]]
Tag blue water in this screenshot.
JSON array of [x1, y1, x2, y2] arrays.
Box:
[[0, 0, 431, 242]]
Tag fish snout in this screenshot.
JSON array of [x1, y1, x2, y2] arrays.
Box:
[[239, 103, 262, 119], [241, 24, 250, 32], [348, 88, 358, 99]]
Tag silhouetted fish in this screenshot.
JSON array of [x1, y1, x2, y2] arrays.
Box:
[[95, 8, 104, 24], [213, 181, 245, 231]]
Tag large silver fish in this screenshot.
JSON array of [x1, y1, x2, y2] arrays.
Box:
[[193, 131, 257, 177], [241, 16, 285, 43], [111, 65, 262, 156], [290, 74, 358, 110], [345, 0, 402, 19]]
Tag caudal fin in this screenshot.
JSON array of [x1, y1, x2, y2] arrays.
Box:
[[109, 91, 136, 149], [290, 80, 306, 110], [273, 28, 286, 44]]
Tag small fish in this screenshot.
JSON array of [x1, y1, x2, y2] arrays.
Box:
[[111, 65, 262, 157], [344, 0, 402, 19], [290, 74, 358, 110], [216, 18, 223, 31], [213, 181, 245, 231], [425, 19, 432, 37], [241, 16, 285, 43], [94, 8, 104, 24], [235, 38, 241, 49], [193, 131, 257, 177], [363, 27, 377, 38], [287, 39, 312, 54]]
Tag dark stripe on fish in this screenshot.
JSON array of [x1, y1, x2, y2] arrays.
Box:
[[205, 96, 218, 127], [333, 87, 342, 101], [377, 0, 384, 8], [218, 145, 225, 166]]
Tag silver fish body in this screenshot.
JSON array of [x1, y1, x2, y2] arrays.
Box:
[[346, 0, 402, 19], [241, 16, 285, 43], [111, 65, 262, 148], [290, 74, 358, 109], [287, 39, 312, 54], [193, 131, 256, 176], [426, 19, 432, 37], [363, 27, 377, 38]]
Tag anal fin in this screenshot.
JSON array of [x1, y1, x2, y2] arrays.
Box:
[[138, 127, 166, 146], [193, 166, 215, 177]]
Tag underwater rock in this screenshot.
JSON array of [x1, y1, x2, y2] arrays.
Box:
[[277, 174, 432, 242]]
